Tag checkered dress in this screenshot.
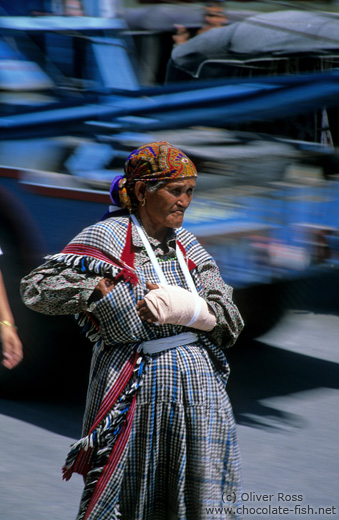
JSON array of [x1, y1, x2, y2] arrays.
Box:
[[21, 215, 244, 520]]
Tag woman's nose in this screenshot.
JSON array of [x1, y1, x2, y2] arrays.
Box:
[[177, 193, 190, 207]]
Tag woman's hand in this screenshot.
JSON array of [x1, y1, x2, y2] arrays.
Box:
[[89, 278, 115, 305], [136, 282, 159, 322], [1, 326, 23, 369]]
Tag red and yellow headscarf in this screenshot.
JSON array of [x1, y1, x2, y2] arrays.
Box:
[[110, 142, 197, 212]]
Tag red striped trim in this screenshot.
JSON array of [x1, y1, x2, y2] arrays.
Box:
[[177, 240, 197, 271], [89, 347, 139, 433], [61, 244, 131, 270], [84, 395, 137, 520], [60, 243, 138, 285], [65, 347, 140, 479], [74, 450, 91, 476], [120, 219, 135, 270], [85, 311, 100, 331]]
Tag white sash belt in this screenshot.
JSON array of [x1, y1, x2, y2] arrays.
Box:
[[140, 332, 198, 354]]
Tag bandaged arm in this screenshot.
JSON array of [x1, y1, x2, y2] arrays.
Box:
[[144, 284, 216, 331]]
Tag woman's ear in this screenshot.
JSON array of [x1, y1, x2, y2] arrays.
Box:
[[134, 181, 146, 203]]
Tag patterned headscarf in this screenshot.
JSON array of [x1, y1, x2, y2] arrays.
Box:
[[110, 142, 197, 212]]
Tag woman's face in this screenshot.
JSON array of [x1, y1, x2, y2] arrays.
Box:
[[136, 178, 196, 234]]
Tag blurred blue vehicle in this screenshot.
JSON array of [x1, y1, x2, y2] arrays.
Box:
[[1, 12, 339, 396]]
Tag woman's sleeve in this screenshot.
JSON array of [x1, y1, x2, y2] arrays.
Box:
[[197, 259, 244, 348], [20, 261, 102, 316], [21, 261, 147, 346]]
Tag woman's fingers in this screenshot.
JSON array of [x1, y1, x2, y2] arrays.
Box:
[[136, 298, 158, 322], [1, 328, 23, 369], [145, 282, 159, 291], [136, 282, 159, 321], [89, 278, 115, 304], [102, 278, 115, 292]]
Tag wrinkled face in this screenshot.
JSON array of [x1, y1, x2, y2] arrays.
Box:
[[143, 178, 196, 231]]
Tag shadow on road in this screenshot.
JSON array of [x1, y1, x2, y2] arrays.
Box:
[[227, 338, 339, 429], [0, 397, 85, 438], [1, 338, 338, 437]]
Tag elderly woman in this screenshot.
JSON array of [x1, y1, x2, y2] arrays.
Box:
[[21, 142, 244, 520]]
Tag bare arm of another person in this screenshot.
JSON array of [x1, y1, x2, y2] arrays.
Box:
[[0, 271, 23, 369]]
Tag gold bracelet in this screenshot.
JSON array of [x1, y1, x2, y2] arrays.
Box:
[[0, 320, 18, 330]]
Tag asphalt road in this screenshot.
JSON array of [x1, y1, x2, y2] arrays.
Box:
[[227, 309, 339, 520], [0, 307, 338, 520]]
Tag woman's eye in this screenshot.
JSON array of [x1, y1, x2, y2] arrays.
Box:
[[169, 187, 194, 196]]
